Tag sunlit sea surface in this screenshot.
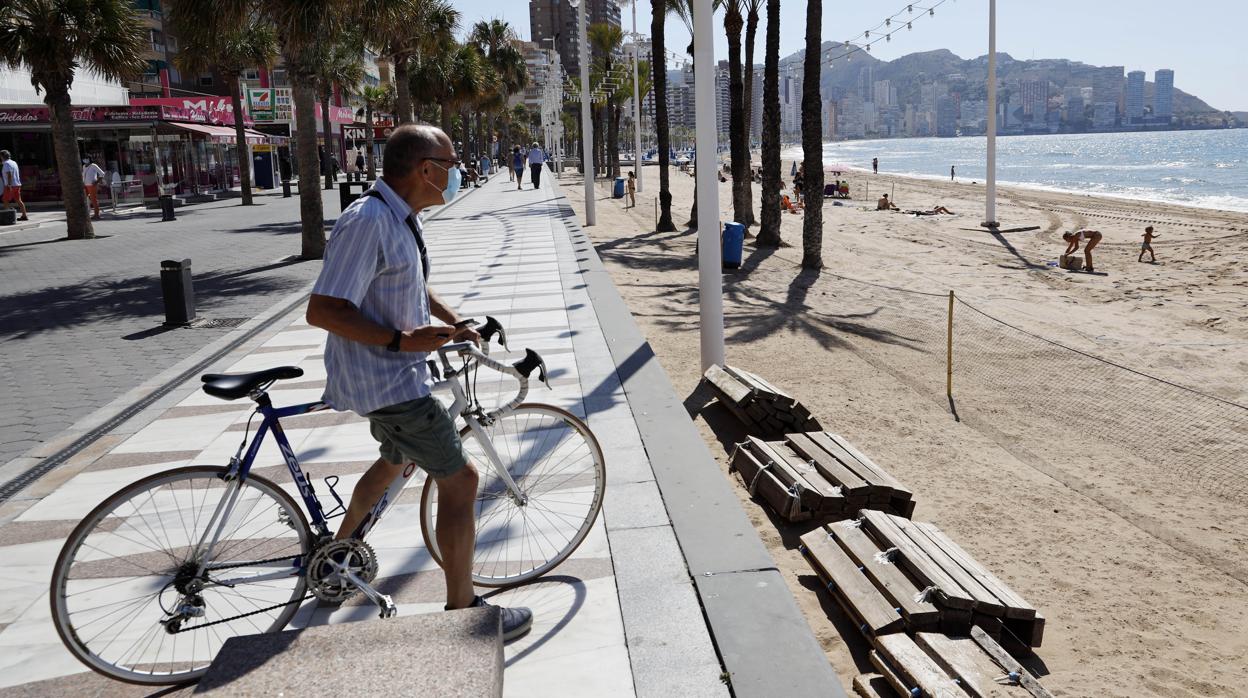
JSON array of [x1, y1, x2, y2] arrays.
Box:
[[791, 129, 1248, 213]]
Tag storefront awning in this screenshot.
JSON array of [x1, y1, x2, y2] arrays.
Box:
[[167, 122, 268, 144]]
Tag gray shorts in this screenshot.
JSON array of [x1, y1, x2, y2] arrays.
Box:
[[365, 396, 467, 479]]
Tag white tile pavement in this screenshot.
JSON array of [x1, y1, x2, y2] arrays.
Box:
[[0, 174, 727, 696]]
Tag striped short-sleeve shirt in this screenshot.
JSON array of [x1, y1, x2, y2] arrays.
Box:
[[312, 178, 432, 415]]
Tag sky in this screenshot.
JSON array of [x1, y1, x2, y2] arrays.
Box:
[[454, 0, 1248, 111]]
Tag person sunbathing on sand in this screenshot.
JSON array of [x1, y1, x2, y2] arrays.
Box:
[[1063, 229, 1102, 272], [876, 193, 898, 211], [905, 205, 955, 216], [1139, 225, 1159, 263]]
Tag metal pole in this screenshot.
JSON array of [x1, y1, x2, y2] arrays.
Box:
[[577, 0, 596, 226], [946, 290, 954, 397], [631, 2, 643, 193], [984, 0, 998, 227], [693, 0, 724, 370]]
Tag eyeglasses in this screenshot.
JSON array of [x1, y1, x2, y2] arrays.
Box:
[[425, 157, 462, 168]]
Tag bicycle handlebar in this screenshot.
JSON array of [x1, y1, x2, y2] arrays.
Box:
[[436, 317, 549, 414]]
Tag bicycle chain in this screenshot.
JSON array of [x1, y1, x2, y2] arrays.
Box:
[[171, 555, 314, 634]]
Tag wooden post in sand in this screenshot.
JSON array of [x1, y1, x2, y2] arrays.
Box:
[[946, 291, 955, 398]]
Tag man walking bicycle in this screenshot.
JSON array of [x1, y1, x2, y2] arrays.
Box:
[[306, 124, 532, 640]]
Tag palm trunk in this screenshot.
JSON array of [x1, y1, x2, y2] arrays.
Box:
[[756, 0, 782, 247], [393, 54, 412, 124], [365, 105, 377, 180], [726, 8, 749, 228], [651, 0, 676, 232], [743, 5, 760, 225], [45, 86, 93, 240], [228, 75, 254, 205], [292, 77, 325, 258], [606, 96, 620, 178], [321, 87, 334, 190], [440, 101, 452, 135], [800, 0, 823, 270]]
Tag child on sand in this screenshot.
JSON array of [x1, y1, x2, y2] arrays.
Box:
[[1139, 225, 1158, 263], [626, 171, 636, 208]]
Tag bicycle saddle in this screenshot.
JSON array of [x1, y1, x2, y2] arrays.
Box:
[[201, 366, 304, 400]]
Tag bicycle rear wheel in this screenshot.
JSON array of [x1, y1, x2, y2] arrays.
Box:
[[50, 466, 312, 685], [421, 404, 605, 587]]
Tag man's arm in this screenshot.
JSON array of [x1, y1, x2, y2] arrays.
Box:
[[428, 288, 480, 343], [307, 294, 451, 352]]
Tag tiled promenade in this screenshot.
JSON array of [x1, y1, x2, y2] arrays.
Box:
[[0, 172, 839, 696]]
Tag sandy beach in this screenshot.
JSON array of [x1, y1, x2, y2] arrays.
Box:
[[560, 163, 1248, 697]]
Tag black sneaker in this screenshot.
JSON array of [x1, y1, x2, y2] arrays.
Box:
[[447, 595, 533, 641]]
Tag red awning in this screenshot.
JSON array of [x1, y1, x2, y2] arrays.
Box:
[[167, 122, 268, 144]]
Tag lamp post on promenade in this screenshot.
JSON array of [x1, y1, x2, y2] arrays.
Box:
[[983, 0, 999, 228], [692, 0, 724, 369], [570, 0, 595, 226], [622, 0, 644, 192]]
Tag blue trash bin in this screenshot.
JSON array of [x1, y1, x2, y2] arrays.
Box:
[[722, 221, 745, 269], [613, 177, 625, 198]]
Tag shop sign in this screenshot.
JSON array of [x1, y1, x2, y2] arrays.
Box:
[[0, 106, 173, 122], [343, 125, 394, 142], [130, 97, 252, 126], [248, 89, 274, 121]]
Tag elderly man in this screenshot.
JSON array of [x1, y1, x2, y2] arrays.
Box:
[[306, 124, 532, 640], [526, 141, 545, 190]]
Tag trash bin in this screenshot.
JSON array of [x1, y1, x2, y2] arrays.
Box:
[[613, 177, 625, 199], [160, 258, 196, 326], [281, 180, 292, 198], [159, 194, 176, 222], [0, 209, 15, 226], [339, 181, 368, 210], [722, 222, 745, 270]]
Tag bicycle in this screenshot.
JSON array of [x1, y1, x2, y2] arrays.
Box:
[[49, 317, 606, 686]]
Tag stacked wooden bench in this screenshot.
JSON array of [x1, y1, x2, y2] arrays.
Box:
[[703, 364, 821, 437], [800, 511, 1044, 652], [730, 433, 915, 522], [855, 628, 1052, 698]]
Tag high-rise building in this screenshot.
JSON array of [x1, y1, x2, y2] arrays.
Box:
[[779, 66, 802, 141], [529, 0, 620, 80], [935, 95, 958, 137], [128, 0, 225, 99], [1125, 70, 1145, 122], [1092, 65, 1124, 117], [749, 68, 764, 143], [1154, 69, 1174, 120], [872, 80, 897, 107], [716, 60, 731, 143], [858, 66, 874, 102], [1021, 79, 1048, 119]]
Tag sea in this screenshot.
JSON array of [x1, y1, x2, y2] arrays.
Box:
[[799, 129, 1248, 213]]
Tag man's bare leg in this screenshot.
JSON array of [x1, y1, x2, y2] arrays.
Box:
[[335, 457, 403, 540], [434, 463, 479, 609]]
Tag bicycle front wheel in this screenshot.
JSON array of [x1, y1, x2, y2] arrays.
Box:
[[421, 404, 606, 587], [50, 466, 312, 685]]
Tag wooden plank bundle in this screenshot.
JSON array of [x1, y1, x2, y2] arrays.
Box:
[[867, 629, 1052, 698], [786, 432, 916, 519], [703, 364, 821, 437], [800, 512, 1044, 651], [730, 437, 915, 522]]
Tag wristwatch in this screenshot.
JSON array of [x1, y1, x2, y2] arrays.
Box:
[[386, 329, 403, 352]]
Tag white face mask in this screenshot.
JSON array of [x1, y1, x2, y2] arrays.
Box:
[[426, 161, 461, 204]]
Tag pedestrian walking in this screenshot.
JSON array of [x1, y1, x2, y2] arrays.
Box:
[[355, 151, 365, 173], [527, 142, 545, 189], [0, 150, 29, 221], [304, 123, 533, 642], [626, 171, 636, 208], [511, 146, 525, 190], [950, 165, 955, 181], [82, 157, 105, 220], [1139, 225, 1159, 263], [872, 157, 879, 174]]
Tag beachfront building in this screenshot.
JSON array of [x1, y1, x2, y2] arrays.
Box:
[[749, 67, 764, 145], [779, 68, 802, 142], [872, 80, 897, 108], [529, 0, 620, 80], [1154, 69, 1175, 121], [716, 60, 731, 146], [1125, 70, 1146, 123], [1092, 65, 1124, 125], [935, 95, 958, 137]]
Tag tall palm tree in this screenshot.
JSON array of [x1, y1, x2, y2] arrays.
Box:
[[742, 0, 762, 222], [446, 43, 494, 154], [471, 20, 528, 163], [409, 49, 453, 132], [358, 83, 393, 180], [166, 5, 277, 206], [1, 0, 146, 240], [650, 0, 676, 232], [314, 36, 365, 190], [799, 0, 823, 270], [367, 0, 458, 125], [755, 0, 782, 247], [588, 23, 625, 178], [723, 0, 750, 228]]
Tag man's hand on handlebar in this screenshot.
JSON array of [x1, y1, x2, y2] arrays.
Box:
[[451, 320, 481, 346], [401, 325, 455, 352]]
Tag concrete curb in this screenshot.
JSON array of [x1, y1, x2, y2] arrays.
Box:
[[547, 174, 845, 697]]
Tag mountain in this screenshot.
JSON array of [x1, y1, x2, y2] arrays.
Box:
[[774, 45, 1222, 115]]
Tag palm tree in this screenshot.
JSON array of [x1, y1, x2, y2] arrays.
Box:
[[650, 0, 677, 232], [799, 0, 823, 269], [755, 0, 782, 247], [588, 23, 625, 178], [446, 43, 494, 155], [471, 20, 528, 164], [314, 36, 365, 190], [367, 0, 458, 125], [165, 3, 277, 206], [359, 83, 393, 180], [1, 0, 146, 240], [742, 0, 762, 222], [723, 0, 750, 228], [409, 49, 453, 132]]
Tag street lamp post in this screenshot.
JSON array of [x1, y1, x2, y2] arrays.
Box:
[[570, 0, 595, 226], [624, 0, 643, 193], [983, 0, 999, 228], [692, 0, 724, 370]]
